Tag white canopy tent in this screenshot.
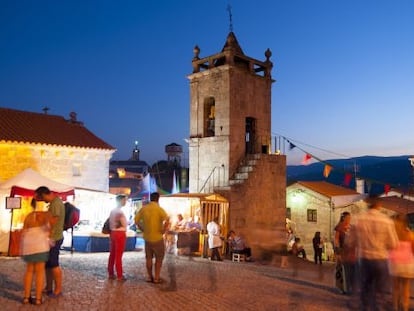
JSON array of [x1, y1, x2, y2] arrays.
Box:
[[0, 168, 75, 254]]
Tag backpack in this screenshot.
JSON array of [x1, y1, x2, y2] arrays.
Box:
[[64, 202, 80, 230]]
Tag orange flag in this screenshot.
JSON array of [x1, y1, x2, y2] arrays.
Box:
[[323, 164, 332, 178], [302, 153, 312, 165]]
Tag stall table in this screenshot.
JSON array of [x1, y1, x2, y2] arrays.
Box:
[[70, 231, 136, 252], [176, 231, 200, 254]]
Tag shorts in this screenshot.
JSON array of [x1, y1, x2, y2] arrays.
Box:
[[23, 251, 49, 263], [46, 239, 63, 268], [145, 239, 165, 262]]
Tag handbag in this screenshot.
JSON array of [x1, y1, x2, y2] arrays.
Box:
[[102, 217, 111, 234]]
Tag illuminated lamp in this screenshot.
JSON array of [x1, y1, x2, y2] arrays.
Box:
[[117, 168, 126, 178]]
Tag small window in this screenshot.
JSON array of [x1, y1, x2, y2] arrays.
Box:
[[204, 97, 215, 137], [72, 163, 81, 176], [307, 209, 317, 222], [286, 207, 291, 220]]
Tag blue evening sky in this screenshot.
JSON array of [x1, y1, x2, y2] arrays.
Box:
[[1, 0, 413, 165]]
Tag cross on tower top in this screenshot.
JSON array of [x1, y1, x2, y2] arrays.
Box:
[[227, 3, 233, 33]]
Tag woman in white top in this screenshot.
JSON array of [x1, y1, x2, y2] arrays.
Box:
[[21, 198, 51, 305]]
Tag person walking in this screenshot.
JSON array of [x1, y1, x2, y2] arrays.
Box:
[[349, 199, 399, 311], [334, 212, 354, 294], [207, 216, 223, 261], [34, 186, 65, 298], [312, 231, 323, 264], [134, 192, 168, 284], [388, 213, 414, 311], [107, 194, 128, 281], [21, 198, 51, 305]]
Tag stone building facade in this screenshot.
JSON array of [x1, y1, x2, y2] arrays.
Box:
[[0, 108, 114, 191], [286, 181, 366, 260]]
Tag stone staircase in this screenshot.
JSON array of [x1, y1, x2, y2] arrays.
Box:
[[213, 154, 261, 192]]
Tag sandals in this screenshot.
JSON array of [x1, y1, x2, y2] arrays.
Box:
[[145, 276, 153, 283], [153, 278, 163, 284], [22, 297, 42, 305], [34, 298, 42, 305]]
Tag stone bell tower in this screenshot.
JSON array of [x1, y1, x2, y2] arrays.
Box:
[[187, 32, 287, 259], [188, 32, 273, 192]]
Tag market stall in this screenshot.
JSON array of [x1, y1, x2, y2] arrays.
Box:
[[159, 193, 229, 257], [0, 168, 75, 255]]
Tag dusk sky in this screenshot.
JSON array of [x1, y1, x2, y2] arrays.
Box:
[[1, 0, 413, 166]]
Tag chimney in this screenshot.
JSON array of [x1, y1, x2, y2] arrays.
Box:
[[69, 112, 77, 122], [356, 178, 365, 194]]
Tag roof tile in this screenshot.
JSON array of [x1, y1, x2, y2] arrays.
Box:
[[297, 181, 359, 197], [0, 107, 114, 150]]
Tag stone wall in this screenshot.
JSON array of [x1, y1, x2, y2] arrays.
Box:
[[0, 143, 112, 192], [217, 154, 286, 260]]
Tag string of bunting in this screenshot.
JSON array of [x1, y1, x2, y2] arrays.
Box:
[[285, 137, 394, 195]]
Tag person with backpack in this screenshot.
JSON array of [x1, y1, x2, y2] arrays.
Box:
[[34, 186, 65, 298]]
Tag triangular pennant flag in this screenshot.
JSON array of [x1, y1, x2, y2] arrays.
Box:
[[344, 173, 352, 186], [302, 153, 312, 165], [323, 164, 332, 178], [384, 184, 390, 195], [289, 142, 296, 150]]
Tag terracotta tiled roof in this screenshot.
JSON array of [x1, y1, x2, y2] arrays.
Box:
[[297, 181, 359, 197], [374, 196, 414, 215], [0, 107, 115, 150]]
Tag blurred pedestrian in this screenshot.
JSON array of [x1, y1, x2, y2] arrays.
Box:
[[34, 186, 65, 298], [388, 213, 414, 311], [312, 231, 323, 264], [351, 200, 398, 311], [207, 217, 223, 261], [21, 198, 51, 305], [107, 194, 128, 281], [135, 192, 168, 284], [334, 211, 357, 294]]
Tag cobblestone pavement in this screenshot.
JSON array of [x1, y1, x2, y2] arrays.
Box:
[[0, 250, 405, 311]]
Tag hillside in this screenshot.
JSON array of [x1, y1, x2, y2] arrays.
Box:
[[287, 155, 413, 194]]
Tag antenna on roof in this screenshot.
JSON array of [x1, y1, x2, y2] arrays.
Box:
[[42, 106, 50, 114], [227, 2, 233, 33]]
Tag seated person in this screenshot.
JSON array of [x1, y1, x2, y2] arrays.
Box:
[[290, 237, 307, 259], [228, 230, 252, 261], [185, 216, 202, 231], [173, 214, 187, 231]]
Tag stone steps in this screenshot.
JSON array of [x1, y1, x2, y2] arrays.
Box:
[[226, 154, 260, 188]]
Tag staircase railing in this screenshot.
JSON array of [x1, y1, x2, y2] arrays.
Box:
[[199, 165, 227, 193]]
